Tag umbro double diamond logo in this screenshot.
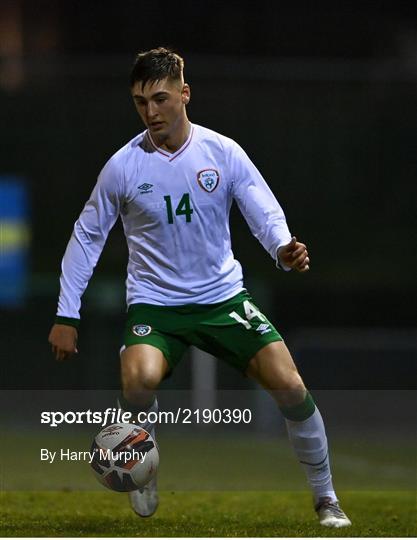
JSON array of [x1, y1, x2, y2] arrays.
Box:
[[138, 183, 153, 194], [256, 323, 271, 335]]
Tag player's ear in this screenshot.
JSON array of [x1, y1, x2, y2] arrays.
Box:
[[182, 83, 190, 105]]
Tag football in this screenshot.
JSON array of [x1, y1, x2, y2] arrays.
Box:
[[90, 423, 159, 492]]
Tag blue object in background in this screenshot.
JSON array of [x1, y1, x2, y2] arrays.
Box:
[[0, 178, 30, 307]]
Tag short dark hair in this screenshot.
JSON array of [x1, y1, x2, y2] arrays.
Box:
[[130, 47, 184, 89]]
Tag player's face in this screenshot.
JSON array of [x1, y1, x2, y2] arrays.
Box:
[[131, 78, 190, 141]]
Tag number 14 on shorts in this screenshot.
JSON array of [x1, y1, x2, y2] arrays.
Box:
[[229, 300, 270, 333]]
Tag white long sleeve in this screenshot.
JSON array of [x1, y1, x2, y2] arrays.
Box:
[[229, 142, 292, 260], [57, 158, 122, 319]]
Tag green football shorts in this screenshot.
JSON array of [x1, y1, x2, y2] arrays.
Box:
[[123, 290, 283, 374]]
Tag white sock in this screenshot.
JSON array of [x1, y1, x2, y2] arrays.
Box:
[[285, 407, 337, 503], [138, 397, 158, 441]]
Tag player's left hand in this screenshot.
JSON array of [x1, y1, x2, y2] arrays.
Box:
[[278, 236, 310, 272]]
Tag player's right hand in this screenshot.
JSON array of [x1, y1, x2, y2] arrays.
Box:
[[48, 324, 78, 361]]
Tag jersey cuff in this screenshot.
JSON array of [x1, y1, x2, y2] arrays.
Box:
[[275, 240, 292, 272], [276, 258, 291, 271], [55, 316, 80, 329], [276, 249, 292, 272]]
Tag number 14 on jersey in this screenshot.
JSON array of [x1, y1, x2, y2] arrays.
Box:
[[164, 193, 194, 224]]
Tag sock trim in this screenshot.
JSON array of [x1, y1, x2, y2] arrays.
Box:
[[280, 391, 316, 421]]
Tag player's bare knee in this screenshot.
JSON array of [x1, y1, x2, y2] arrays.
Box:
[[271, 371, 306, 407], [122, 364, 162, 392], [120, 355, 163, 407]]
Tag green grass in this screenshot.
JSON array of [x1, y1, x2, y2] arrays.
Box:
[[1, 490, 416, 537], [1, 432, 416, 536], [2, 433, 416, 491]]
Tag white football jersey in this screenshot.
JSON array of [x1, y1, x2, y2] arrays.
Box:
[[57, 124, 291, 318]]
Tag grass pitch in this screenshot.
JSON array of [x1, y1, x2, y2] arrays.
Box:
[[1, 490, 416, 537], [1, 432, 416, 536]]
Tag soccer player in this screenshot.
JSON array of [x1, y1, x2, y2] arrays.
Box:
[[48, 47, 351, 528]]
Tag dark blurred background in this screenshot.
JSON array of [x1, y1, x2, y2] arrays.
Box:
[[1, 1, 416, 392]]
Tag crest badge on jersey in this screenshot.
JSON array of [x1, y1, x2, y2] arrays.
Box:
[[197, 169, 220, 193], [132, 324, 152, 337]]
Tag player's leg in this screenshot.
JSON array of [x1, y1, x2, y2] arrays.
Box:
[[247, 341, 351, 528], [120, 304, 188, 518], [188, 291, 350, 526], [118, 343, 169, 518], [119, 314, 186, 434], [119, 343, 169, 432], [121, 343, 169, 401]]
